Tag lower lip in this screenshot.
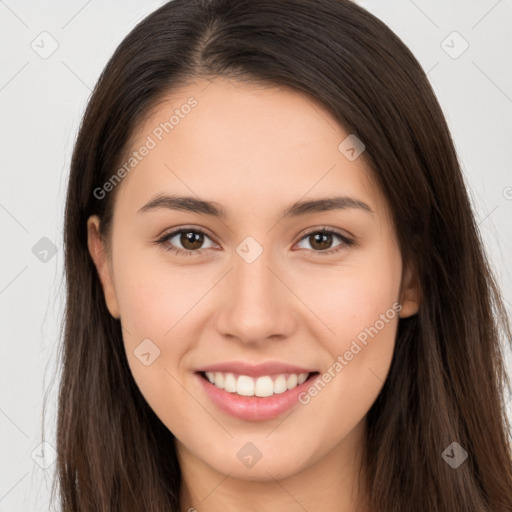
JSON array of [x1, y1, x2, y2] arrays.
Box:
[[196, 372, 319, 422]]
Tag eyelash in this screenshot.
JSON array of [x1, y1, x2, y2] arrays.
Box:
[[155, 226, 355, 257]]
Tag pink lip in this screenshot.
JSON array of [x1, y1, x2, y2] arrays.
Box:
[[197, 360, 316, 378], [195, 371, 320, 422]]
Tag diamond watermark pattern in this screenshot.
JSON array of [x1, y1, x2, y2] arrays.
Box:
[[441, 31, 469, 60], [32, 237, 58, 263], [31, 31, 59, 59], [338, 134, 365, 161], [441, 441, 468, 468], [236, 236, 263, 264], [31, 441, 57, 469], [237, 442, 263, 468], [134, 338, 161, 366]]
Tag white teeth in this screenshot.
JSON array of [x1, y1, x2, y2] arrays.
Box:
[[286, 374, 298, 389], [237, 375, 254, 396], [203, 371, 310, 397], [214, 372, 224, 389], [255, 376, 274, 397], [297, 373, 308, 385], [274, 375, 287, 394], [223, 373, 237, 393]]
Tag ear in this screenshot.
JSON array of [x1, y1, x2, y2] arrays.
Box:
[[398, 260, 421, 318], [87, 215, 120, 319]]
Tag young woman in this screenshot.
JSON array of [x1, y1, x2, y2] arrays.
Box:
[[53, 0, 512, 510]]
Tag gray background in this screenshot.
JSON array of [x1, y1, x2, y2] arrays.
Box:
[[1, 0, 511, 510]]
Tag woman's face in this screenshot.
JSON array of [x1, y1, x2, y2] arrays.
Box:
[[88, 77, 419, 482]]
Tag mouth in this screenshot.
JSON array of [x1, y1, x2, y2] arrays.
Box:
[[198, 370, 320, 397], [195, 370, 321, 421]]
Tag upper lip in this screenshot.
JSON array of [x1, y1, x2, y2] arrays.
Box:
[[197, 361, 317, 378]]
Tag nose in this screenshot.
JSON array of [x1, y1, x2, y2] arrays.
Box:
[[214, 246, 297, 345]]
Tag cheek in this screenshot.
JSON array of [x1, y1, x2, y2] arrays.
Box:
[[289, 248, 401, 421], [292, 252, 401, 350], [113, 249, 208, 341], [112, 256, 212, 414]]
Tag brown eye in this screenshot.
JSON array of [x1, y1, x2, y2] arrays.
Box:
[[308, 232, 335, 251], [178, 231, 205, 250], [296, 228, 354, 255], [157, 228, 217, 256]]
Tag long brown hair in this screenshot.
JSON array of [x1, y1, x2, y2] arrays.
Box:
[[52, 0, 512, 510]]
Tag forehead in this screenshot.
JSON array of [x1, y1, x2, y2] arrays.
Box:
[[114, 77, 384, 218]]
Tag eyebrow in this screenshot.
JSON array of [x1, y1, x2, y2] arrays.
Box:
[[137, 194, 373, 218]]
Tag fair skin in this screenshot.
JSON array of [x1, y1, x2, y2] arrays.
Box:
[[87, 77, 420, 512]]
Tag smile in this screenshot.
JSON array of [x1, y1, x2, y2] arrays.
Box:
[[196, 369, 320, 421], [203, 371, 309, 397]]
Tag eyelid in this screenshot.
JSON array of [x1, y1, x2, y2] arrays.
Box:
[[156, 224, 218, 243], [298, 225, 355, 242]]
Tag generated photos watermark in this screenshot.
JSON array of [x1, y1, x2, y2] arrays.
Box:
[[298, 301, 402, 405], [93, 96, 198, 200]]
